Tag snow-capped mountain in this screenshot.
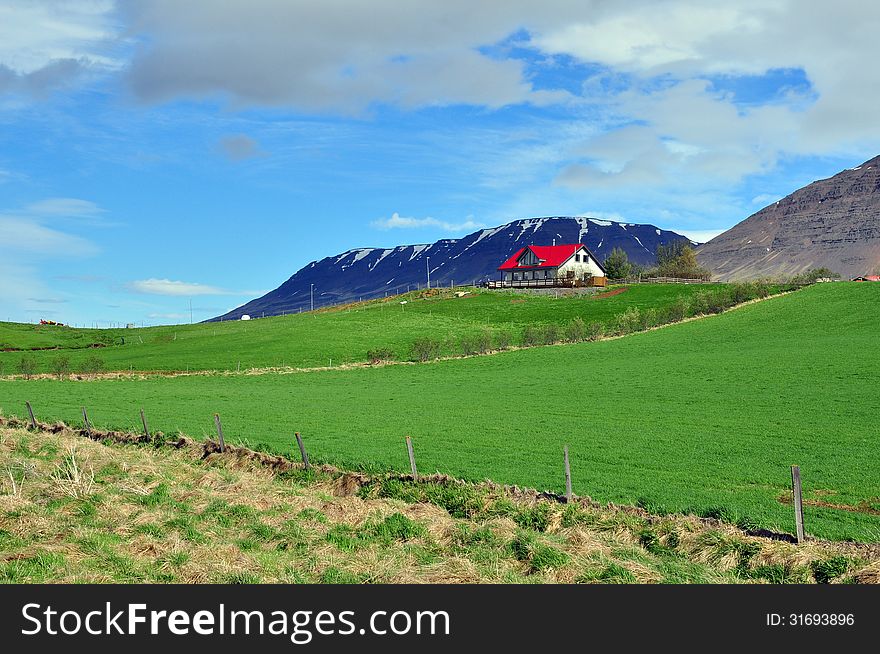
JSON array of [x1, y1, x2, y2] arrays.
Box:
[[211, 217, 693, 319]]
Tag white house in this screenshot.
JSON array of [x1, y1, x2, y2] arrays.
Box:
[[495, 243, 606, 287]]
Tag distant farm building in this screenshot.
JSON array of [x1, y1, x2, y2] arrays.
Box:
[[852, 275, 880, 282], [490, 244, 606, 288]]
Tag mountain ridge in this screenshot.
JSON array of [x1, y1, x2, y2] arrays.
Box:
[[697, 155, 880, 280], [211, 216, 693, 320]]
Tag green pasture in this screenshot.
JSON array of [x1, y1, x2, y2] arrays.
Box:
[[0, 284, 723, 373], [1, 282, 877, 542]]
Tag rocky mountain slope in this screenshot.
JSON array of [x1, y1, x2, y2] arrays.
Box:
[[698, 155, 880, 280], [212, 217, 692, 319]]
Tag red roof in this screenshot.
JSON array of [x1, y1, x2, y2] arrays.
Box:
[[498, 244, 603, 271]]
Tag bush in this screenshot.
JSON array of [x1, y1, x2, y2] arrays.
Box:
[[475, 329, 493, 354], [587, 322, 605, 341], [17, 355, 37, 380], [80, 355, 104, 375], [790, 267, 840, 284], [51, 356, 71, 380], [411, 338, 441, 362], [665, 296, 691, 323], [366, 348, 394, 364], [521, 324, 542, 347], [495, 330, 512, 351], [614, 307, 641, 335], [460, 335, 479, 356], [541, 323, 561, 345], [565, 317, 586, 342]]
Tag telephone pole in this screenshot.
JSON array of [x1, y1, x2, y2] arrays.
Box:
[[426, 256, 431, 289], [310, 283, 315, 311]]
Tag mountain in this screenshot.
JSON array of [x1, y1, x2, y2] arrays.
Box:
[[698, 155, 880, 280], [211, 217, 692, 320]]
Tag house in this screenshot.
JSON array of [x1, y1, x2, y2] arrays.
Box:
[[852, 275, 880, 282], [492, 243, 606, 288]]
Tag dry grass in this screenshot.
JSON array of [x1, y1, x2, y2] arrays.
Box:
[[0, 424, 877, 584]]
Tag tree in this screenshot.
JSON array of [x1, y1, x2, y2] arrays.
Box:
[[51, 356, 71, 380], [655, 244, 711, 280], [603, 247, 633, 280], [656, 241, 687, 268], [18, 355, 37, 380]]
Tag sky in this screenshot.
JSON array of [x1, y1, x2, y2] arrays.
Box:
[[1, 0, 880, 326]]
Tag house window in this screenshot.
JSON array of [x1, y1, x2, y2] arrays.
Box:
[[513, 272, 521, 281]]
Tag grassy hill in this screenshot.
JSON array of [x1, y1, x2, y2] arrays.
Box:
[[0, 284, 723, 373], [2, 424, 876, 583], [1, 282, 877, 542]]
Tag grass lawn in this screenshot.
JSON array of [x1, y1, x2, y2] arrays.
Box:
[[0, 283, 877, 542], [0, 284, 724, 373], [2, 426, 874, 583]]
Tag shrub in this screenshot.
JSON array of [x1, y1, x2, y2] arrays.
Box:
[[587, 322, 605, 341], [17, 355, 37, 380], [460, 335, 479, 356], [475, 329, 493, 354], [790, 267, 840, 284], [640, 308, 660, 331], [542, 323, 561, 345], [666, 296, 691, 323], [495, 330, 512, 350], [366, 348, 394, 364], [521, 324, 542, 347], [690, 291, 711, 315], [80, 355, 104, 375], [51, 356, 71, 380], [410, 338, 441, 362], [565, 317, 586, 342], [614, 307, 641, 335]]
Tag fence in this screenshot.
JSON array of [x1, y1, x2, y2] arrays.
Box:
[[8, 401, 809, 544], [487, 276, 607, 289]]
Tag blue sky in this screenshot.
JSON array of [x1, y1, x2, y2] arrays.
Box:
[[2, 1, 879, 325]]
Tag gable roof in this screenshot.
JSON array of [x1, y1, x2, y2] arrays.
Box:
[[497, 243, 606, 274]]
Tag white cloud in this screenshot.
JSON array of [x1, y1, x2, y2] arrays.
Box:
[[127, 278, 262, 297], [371, 212, 485, 232], [127, 279, 229, 296], [0, 216, 98, 257], [122, 1, 571, 112], [26, 197, 104, 217], [0, 1, 120, 97]]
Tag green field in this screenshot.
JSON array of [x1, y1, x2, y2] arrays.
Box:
[[0, 284, 723, 373], [1, 283, 877, 542]]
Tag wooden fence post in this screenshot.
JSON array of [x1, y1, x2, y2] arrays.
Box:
[[25, 401, 36, 430], [140, 409, 150, 438], [405, 436, 418, 479], [564, 445, 572, 502], [213, 414, 226, 453], [791, 465, 805, 544], [81, 407, 92, 435], [295, 432, 310, 470]]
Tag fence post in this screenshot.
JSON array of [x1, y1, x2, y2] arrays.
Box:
[[140, 409, 150, 438], [563, 445, 572, 502], [791, 465, 805, 544], [213, 414, 226, 453], [81, 406, 92, 435], [405, 436, 418, 479], [25, 401, 36, 430], [295, 432, 310, 470]]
